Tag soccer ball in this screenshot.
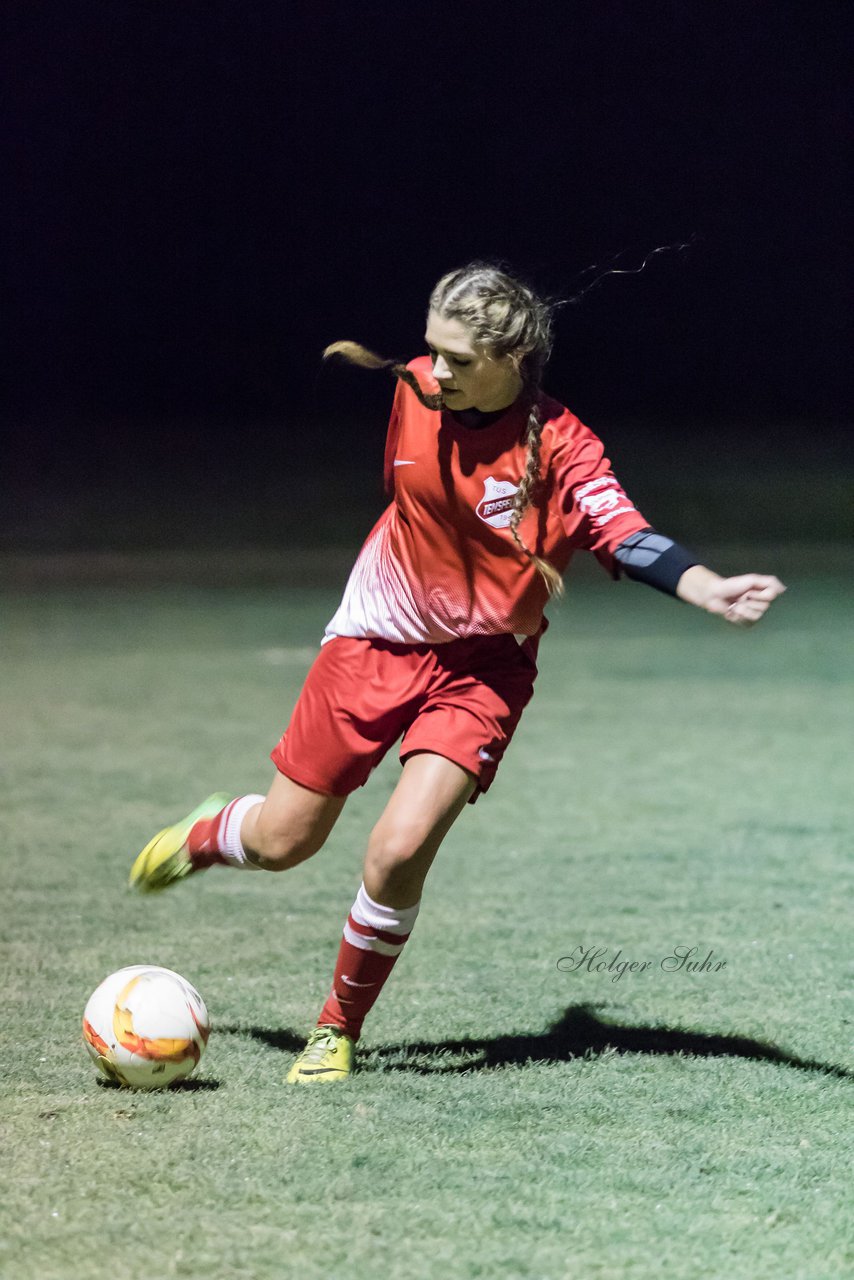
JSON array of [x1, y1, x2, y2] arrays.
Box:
[[82, 965, 210, 1089]]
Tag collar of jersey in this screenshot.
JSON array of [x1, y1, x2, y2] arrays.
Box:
[[442, 396, 529, 436]]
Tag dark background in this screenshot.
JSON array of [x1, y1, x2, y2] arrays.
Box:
[[3, 0, 851, 554]]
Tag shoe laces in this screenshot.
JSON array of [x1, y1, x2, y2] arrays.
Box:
[[301, 1026, 345, 1063]]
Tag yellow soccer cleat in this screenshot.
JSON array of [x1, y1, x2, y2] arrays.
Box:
[[286, 1025, 355, 1084], [129, 793, 232, 893]]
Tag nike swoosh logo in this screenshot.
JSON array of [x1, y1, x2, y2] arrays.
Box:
[[341, 976, 377, 988], [393, 459, 416, 467]]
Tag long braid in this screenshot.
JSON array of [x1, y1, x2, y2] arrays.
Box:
[[323, 341, 443, 410], [509, 402, 564, 598]]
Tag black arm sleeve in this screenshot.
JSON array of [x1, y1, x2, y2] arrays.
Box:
[[613, 528, 699, 596]]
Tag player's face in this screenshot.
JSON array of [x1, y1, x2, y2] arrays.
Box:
[[425, 311, 524, 413]]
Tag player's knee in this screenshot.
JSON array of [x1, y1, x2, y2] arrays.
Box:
[[364, 820, 428, 879]]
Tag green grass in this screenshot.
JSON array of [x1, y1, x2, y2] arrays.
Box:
[[1, 554, 852, 1280]]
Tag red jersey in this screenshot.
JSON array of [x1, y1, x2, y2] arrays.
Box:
[[324, 356, 649, 645]]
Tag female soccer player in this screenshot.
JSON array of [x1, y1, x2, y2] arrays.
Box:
[[130, 263, 786, 1083]]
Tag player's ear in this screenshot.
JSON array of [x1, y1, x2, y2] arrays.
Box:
[[507, 347, 531, 376]]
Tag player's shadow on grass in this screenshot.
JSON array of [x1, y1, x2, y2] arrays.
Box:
[[95, 1076, 221, 1092], [223, 1005, 851, 1080], [370, 1004, 852, 1079]]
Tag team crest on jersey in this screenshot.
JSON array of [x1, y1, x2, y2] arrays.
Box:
[[476, 476, 520, 529]]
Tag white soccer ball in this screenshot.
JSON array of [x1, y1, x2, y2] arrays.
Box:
[[82, 965, 210, 1089]]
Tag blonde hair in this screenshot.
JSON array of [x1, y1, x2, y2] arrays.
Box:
[[324, 262, 563, 597]]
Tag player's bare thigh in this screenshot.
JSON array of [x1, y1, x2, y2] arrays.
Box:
[[243, 770, 347, 870], [363, 751, 477, 908]]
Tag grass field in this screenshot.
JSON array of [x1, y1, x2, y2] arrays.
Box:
[[1, 549, 851, 1279]]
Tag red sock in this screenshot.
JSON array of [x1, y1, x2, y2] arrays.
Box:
[[317, 883, 421, 1040], [186, 795, 265, 870], [187, 812, 229, 869]]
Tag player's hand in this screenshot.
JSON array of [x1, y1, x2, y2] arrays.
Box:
[[703, 574, 787, 627]]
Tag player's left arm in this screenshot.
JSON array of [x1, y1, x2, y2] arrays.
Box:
[[614, 528, 786, 627]]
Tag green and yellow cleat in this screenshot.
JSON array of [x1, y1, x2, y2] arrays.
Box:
[[129, 793, 232, 893], [286, 1025, 355, 1084]]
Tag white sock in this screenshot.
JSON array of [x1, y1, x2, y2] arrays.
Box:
[[219, 794, 265, 869], [344, 882, 421, 949]]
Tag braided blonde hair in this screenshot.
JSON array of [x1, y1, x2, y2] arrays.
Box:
[[325, 262, 563, 597]]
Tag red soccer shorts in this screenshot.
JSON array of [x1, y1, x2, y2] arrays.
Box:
[[270, 633, 539, 804]]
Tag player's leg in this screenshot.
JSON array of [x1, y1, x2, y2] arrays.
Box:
[[129, 771, 346, 893], [287, 752, 475, 1082], [361, 750, 476, 906], [287, 636, 538, 1082], [129, 635, 403, 894], [239, 770, 347, 869]]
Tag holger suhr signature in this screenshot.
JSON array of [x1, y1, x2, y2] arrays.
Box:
[[557, 945, 727, 982]]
